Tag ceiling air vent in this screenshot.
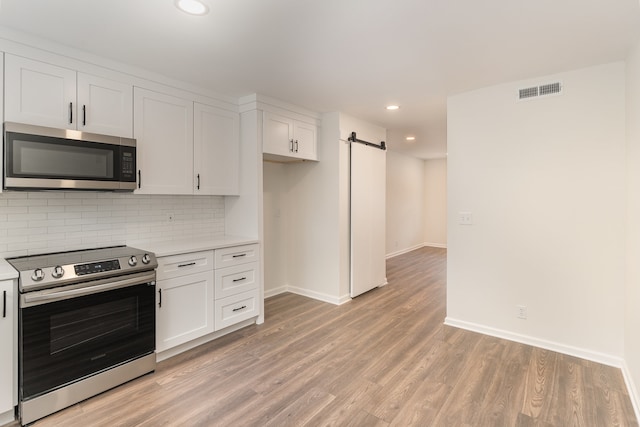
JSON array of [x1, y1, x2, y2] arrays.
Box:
[[518, 82, 562, 101]]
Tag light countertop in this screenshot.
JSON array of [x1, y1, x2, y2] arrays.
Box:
[[0, 258, 19, 281], [129, 235, 259, 258]]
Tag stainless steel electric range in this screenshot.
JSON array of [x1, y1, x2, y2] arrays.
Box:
[[6, 246, 158, 425]]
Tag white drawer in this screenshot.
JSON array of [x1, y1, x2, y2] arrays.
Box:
[[215, 262, 258, 299], [156, 250, 214, 281], [214, 289, 259, 331], [214, 244, 259, 269]]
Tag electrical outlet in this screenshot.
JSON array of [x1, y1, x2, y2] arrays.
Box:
[[458, 212, 473, 225], [517, 305, 527, 320]]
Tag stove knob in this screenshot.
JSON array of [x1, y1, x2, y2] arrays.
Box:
[[52, 265, 65, 279], [128, 256, 138, 267], [31, 268, 45, 282], [142, 254, 151, 265]]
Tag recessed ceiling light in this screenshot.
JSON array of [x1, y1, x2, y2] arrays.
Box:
[[406, 136, 416, 141], [386, 105, 400, 110], [175, 0, 209, 15]]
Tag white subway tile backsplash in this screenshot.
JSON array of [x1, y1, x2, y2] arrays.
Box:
[[0, 192, 225, 258]]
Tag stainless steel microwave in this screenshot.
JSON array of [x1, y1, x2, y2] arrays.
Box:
[[3, 122, 136, 191]]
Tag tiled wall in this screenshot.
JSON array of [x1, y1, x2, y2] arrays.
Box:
[[0, 191, 225, 259]]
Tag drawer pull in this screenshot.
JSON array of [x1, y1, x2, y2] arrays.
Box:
[[232, 305, 247, 312], [232, 277, 247, 283], [232, 254, 247, 258], [178, 262, 197, 268]]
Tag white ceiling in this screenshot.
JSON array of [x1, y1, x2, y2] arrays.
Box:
[[0, 0, 639, 159]]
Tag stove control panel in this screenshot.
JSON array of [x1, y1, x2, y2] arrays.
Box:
[[74, 259, 121, 276]]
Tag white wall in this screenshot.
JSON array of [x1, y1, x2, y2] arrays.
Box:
[[424, 158, 447, 248], [625, 38, 640, 415], [263, 161, 289, 297], [447, 62, 627, 364], [0, 192, 225, 259], [385, 150, 425, 256]]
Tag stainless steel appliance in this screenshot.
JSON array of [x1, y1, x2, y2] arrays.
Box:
[[3, 122, 136, 191], [6, 246, 157, 425]]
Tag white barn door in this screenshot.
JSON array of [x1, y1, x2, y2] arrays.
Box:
[[350, 141, 387, 298]]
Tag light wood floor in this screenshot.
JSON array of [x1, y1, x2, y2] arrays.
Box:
[[29, 247, 637, 426]]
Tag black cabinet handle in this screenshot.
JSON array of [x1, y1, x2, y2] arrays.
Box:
[[69, 102, 73, 124], [232, 305, 247, 312], [138, 170, 141, 189], [158, 289, 162, 308], [232, 254, 247, 258], [232, 277, 247, 283], [82, 105, 86, 126], [178, 262, 196, 268], [197, 174, 200, 190], [2, 291, 6, 318]]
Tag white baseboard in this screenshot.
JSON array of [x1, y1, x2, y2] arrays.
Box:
[[622, 360, 640, 423], [264, 284, 351, 305], [264, 285, 288, 299], [424, 242, 447, 249], [444, 317, 624, 368], [386, 243, 426, 259], [287, 285, 349, 305]]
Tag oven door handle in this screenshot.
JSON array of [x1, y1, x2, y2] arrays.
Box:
[[22, 272, 156, 307]]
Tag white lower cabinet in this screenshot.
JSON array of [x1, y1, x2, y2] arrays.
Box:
[[213, 245, 260, 331], [156, 252, 214, 353], [155, 244, 260, 354], [0, 280, 16, 425]]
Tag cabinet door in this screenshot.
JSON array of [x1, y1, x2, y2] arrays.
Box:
[[0, 281, 15, 421], [194, 103, 240, 195], [263, 112, 293, 157], [156, 271, 214, 352], [134, 88, 194, 194], [77, 73, 133, 137], [5, 55, 76, 129], [293, 120, 318, 161]]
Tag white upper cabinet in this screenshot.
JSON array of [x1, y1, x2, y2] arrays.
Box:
[[194, 102, 240, 195], [263, 111, 317, 161], [134, 87, 194, 195], [4, 55, 133, 137], [76, 73, 133, 137]]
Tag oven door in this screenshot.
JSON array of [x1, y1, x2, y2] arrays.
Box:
[[19, 272, 155, 400]]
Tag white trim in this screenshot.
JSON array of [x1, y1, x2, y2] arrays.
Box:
[[444, 317, 624, 368], [287, 285, 351, 305], [386, 243, 425, 259], [622, 360, 640, 423], [385, 242, 448, 259], [424, 242, 447, 249], [266, 285, 352, 305], [264, 286, 288, 299], [0, 410, 15, 426]]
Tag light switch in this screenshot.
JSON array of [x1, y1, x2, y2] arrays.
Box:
[[458, 212, 473, 225]]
